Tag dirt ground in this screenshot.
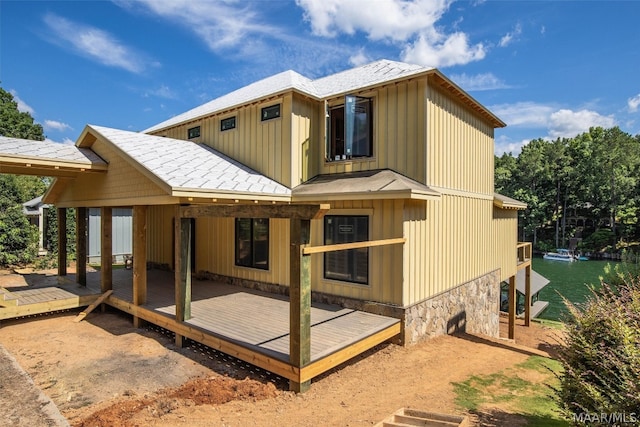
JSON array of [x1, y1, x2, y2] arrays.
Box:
[[0, 269, 564, 427]]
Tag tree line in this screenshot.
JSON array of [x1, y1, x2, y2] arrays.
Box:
[[495, 127, 640, 255]]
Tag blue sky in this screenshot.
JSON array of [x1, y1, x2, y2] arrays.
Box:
[[1, 0, 639, 155]]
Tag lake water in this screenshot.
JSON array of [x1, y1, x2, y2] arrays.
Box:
[[533, 257, 611, 321]]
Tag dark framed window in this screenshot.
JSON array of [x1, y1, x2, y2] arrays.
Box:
[[324, 215, 369, 284], [261, 104, 281, 121], [235, 218, 269, 270], [327, 95, 373, 161], [221, 116, 236, 131], [188, 126, 201, 139]]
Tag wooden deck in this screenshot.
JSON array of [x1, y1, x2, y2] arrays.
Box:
[[0, 282, 98, 320], [4, 268, 400, 386]]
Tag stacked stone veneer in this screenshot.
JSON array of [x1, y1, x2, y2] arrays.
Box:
[[194, 269, 500, 346], [403, 270, 501, 344]]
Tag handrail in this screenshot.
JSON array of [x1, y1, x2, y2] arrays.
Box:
[[302, 237, 406, 255]]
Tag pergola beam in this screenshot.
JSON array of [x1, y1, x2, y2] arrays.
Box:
[[180, 203, 330, 220]]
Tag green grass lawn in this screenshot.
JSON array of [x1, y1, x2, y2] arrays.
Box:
[[452, 356, 569, 426]]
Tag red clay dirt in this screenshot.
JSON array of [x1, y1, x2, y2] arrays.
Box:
[[0, 269, 563, 427]]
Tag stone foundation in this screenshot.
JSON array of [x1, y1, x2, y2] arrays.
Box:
[[403, 270, 501, 345], [194, 269, 500, 346]]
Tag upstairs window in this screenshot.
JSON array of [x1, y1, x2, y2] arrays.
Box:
[[235, 218, 269, 270], [188, 126, 200, 139], [220, 116, 236, 131], [327, 96, 373, 161], [261, 104, 280, 121], [324, 215, 369, 285]]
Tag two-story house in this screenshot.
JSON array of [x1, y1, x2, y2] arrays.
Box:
[[2, 60, 531, 391]]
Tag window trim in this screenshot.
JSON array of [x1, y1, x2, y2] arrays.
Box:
[[326, 95, 373, 162], [261, 104, 281, 122], [220, 116, 236, 132], [187, 125, 201, 139], [235, 218, 269, 271], [323, 214, 370, 285]]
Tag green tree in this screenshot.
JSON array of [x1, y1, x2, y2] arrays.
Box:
[[0, 85, 50, 266]]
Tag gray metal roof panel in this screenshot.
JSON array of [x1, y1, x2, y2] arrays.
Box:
[[88, 125, 291, 197], [0, 136, 106, 165]]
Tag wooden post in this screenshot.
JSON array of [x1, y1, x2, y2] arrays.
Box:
[[174, 208, 192, 347], [101, 207, 113, 293], [132, 205, 147, 328], [57, 208, 67, 277], [524, 264, 532, 327], [289, 218, 311, 392], [508, 275, 516, 340], [76, 207, 87, 286]]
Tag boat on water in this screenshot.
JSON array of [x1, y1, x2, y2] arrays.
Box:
[[543, 248, 576, 262]]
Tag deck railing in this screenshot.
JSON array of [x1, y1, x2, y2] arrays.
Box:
[[517, 242, 532, 267]]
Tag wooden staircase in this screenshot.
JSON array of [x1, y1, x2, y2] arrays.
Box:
[[375, 408, 469, 427]]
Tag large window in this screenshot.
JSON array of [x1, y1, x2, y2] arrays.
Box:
[[324, 215, 369, 284], [188, 126, 200, 139], [327, 96, 372, 161], [235, 218, 269, 270]]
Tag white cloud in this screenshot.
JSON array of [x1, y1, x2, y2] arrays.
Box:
[[548, 109, 616, 138], [628, 94, 640, 112], [494, 135, 530, 155], [490, 102, 616, 139], [44, 120, 72, 132], [124, 0, 276, 51], [43, 13, 155, 73], [297, 0, 486, 68], [9, 90, 34, 115], [349, 49, 370, 67], [498, 23, 522, 47], [490, 102, 556, 128], [450, 73, 510, 91], [145, 85, 177, 100], [45, 137, 74, 145]]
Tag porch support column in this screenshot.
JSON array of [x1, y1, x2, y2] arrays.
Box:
[[132, 205, 147, 328], [174, 208, 192, 348], [524, 264, 532, 327], [508, 275, 516, 340], [57, 208, 67, 277], [289, 218, 311, 393], [101, 207, 113, 293], [76, 207, 87, 286]]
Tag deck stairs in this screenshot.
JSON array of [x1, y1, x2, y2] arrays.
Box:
[[375, 408, 469, 427], [0, 286, 19, 307]]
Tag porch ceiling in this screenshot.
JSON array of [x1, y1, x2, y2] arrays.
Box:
[[0, 135, 107, 177]]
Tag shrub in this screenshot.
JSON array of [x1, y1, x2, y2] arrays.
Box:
[[556, 278, 640, 425]]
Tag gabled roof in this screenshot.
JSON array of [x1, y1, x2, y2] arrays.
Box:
[[0, 135, 107, 176], [22, 195, 49, 215], [292, 169, 440, 202], [494, 193, 527, 210], [144, 59, 504, 134], [83, 125, 291, 201]]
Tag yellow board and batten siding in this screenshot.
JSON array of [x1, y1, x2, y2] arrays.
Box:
[[153, 94, 295, 188], [53, 137, 172, 208]]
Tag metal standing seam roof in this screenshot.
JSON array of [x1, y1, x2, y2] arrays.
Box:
[[144, 60, 434, 134], [0, 135, 107, 167], [87, 125, 291, 199]]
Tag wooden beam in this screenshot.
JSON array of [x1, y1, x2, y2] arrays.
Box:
[[105, 296, 300, 381], [303, 237, 406, 255], [76, 207, 87, 286], [175, 215, 192, 323], [508, 275, 516, 340], [57, 208, 67, 277], [180, 203, 330, 220], [0, 294, 99, 320], [73, 290, 113, 322], [524, 264, 532, 327], [132, 206, 147, 328], [289, 219, 311, 393], [299, 322, 401, 383], [101, 207, 113, 292]]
